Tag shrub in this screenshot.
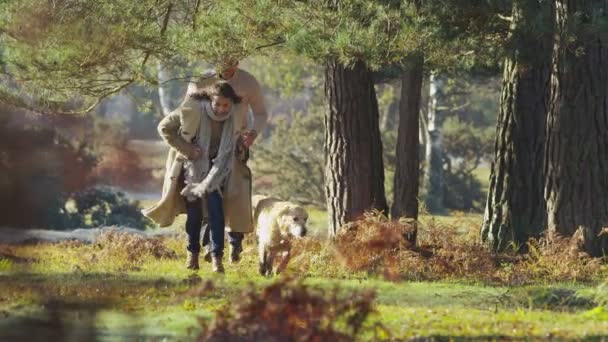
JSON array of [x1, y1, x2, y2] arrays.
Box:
[[93, 230, 177, 267], [198, 278, 382, 341], [290, 212, 607, 284], [61, 188, 154, 230], [505, 230, 603, 284], [0, 113, 96, 228], [0, 110, 152, 230]]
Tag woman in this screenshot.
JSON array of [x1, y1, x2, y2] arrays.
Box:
[[142, 81, 253, 273]]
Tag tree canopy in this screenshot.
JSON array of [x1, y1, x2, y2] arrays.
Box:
[[0, 0, 511, 113]]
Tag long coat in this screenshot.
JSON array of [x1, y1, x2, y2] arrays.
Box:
[[141, 98, 253, 232]]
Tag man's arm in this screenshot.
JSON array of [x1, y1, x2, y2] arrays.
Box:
[[248, 77, 269, 134]]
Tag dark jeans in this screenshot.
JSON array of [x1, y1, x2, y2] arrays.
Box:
[[202, 224, 243, 253], [185, 191, 243, 257]]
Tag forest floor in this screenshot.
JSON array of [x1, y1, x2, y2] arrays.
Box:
[[2, 209, 608, 341]]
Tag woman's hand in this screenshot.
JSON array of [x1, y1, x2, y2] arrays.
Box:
[[241, 130, 258, 148], [189, 146, 204, 160]]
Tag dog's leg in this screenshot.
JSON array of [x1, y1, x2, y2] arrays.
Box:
[[275, 248, 291, 275], [265, 250, 275, 277], [258, 244, 268, 276]]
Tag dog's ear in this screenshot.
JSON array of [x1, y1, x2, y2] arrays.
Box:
[[274, 204, 295, 231], [288, 205, 308, 220], [275, 205, 293, 220], [299, 207, 309, 221]]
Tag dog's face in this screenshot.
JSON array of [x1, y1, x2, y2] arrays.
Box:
[[277, 205, 308, 238]]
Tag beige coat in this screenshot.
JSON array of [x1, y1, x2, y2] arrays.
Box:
[[141, 98, 253, 232]]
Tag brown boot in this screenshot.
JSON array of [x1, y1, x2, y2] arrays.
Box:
[[229, 246, 242, 264], [211, 255, 224, 273], [202, 248, 212, 263], [186, 251, 199, 270]]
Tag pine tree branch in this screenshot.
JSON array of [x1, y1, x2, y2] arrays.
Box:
[[497, 14, 513, 22], [253, 39, 286, 52], [142, 2, 174, 69], [0, 79, 134, 116]]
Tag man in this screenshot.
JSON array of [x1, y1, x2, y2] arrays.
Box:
[[186, 58, 268, 264], [186, 59, 267, 144]]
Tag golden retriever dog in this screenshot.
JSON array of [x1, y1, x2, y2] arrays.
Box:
[[253, 195, 308, 277]]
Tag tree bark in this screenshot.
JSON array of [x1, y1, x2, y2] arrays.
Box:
[[423, 73, 446, 214], [545, 0, 608, 256], [325, 58, 388, 237], [481, 0, 553, 251], [391, 54, 423, 244]]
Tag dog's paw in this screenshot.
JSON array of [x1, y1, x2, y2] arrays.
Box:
[[259, 262, 267, 276], [259, 262, 274, 277]]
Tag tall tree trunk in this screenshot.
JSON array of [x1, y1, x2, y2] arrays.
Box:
[[423, 73, 445, 214], [481, 0, 553, 251], [419, 79, 430, 154], [325, 58, 388, 237], [392, 54, 423, 244], [157, 61, 173, 116], [545, 0, 608, 257]]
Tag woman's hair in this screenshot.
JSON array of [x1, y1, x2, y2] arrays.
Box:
[[190, 81, 242, 104]]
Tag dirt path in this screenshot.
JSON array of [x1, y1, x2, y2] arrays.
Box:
[[0, 226, 180, 244]]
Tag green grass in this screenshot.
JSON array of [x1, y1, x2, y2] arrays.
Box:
[[7, 192, 602, 340], [1, 236, 608, 340], [114, 191, 608, 339]]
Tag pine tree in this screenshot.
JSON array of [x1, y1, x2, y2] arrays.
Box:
[[544, 0, 608, 256], [481, 0, 553, 251]]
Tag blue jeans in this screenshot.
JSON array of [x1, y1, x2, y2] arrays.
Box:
[[185, 191, 243, 257], [202, 223, 244, 254]]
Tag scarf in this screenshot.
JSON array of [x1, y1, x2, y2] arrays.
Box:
[[180, 100, 237, 200]]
